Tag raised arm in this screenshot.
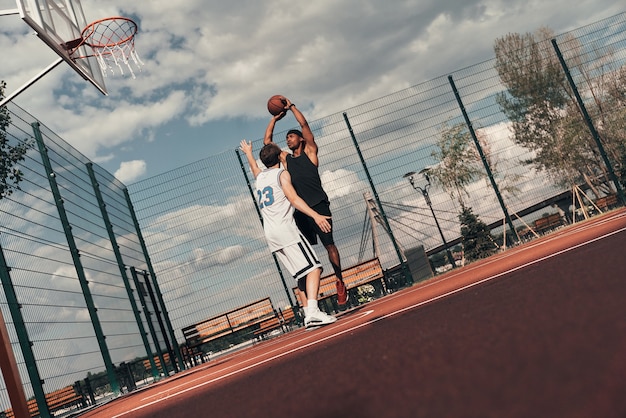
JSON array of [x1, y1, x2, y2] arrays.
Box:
[[263, 115, 280, 145], [263, 102, 288, 145], [264, 100, 289, 165], [284, 97, 318, 164], [239, 140, 262, 178], [280, 170, 331, 233]]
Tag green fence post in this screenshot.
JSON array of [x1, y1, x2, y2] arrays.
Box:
[[86, 162, 155, 383], [0, 244, 46, 417], [31, 121, 120, 395], [129, 267, 160, 380], [448, 75, 519, 245], [551, 39, 626, 206], [123, 189, 185, 372], [343, 112, 413, 285], [139, 270, 172, 373]]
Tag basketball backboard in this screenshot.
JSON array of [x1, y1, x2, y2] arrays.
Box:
[[16, 0, 107, 95]]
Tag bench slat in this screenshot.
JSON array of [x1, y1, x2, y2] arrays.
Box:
[[534, 213, 563, 232], [4, 385, 82, 418], [183, 297, 280, 348], [294, 258, 384, 304], [254, 317, 282, 335]]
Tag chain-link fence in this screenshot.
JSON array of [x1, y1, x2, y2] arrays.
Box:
[[1, 12, 625, 416], [0, 109, 179, 416], [130, 11, 626, 348]]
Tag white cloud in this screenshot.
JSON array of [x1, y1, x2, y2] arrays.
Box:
[[114, 159, 147, 183], [1, 0, 622, 178], [321, 168, 365, 200]]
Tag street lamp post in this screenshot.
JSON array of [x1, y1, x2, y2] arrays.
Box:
[[404, 170, 456, 269]]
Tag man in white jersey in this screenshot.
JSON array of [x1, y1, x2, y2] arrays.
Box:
[[240, 140, 337, 329], [263, 96, 348, 306]]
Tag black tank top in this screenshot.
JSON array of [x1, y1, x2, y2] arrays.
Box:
[[286, 152, 328, 207]]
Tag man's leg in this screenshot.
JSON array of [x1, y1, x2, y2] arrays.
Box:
[[297, 277, 308, 308], [325, 243, 342, 279], [304, 268, 336, 328], [325, 243, 347, 305], [296, 277, 309, 326], [305, 267, 322, 302]]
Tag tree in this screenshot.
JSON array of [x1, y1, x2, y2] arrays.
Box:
[[493, 27, 625, 198], [428, 122, 483, 208], [619, 142, 626, 190], [458, 206, 498, 262], [1, 80, 31, 199], [565, 37, 626, 195], [428, 122, 503, 264]]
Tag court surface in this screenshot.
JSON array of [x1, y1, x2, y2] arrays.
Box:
[[78, 209, 626, 418]]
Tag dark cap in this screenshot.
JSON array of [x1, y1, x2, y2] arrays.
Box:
[[286, 129, 302, 138]]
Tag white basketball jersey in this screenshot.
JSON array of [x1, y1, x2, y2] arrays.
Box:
[[256, 168, 300, 251]]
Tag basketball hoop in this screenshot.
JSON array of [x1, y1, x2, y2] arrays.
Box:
[[78, 16, 144, 79]]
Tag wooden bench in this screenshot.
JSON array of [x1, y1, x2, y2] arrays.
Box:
[[4, 385, 84, 418], [594, 194, 618, 211], [254, 317, 282, 339], [143, 352, 170, 376], [182, 297, 279, 349], [253, 306, 301, 338], [533, 213, 564, 234], [293, 258, 385, 305], [279, 307, 298, 330]]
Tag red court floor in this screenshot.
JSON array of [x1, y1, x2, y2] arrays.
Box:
[[78, 209, 626, 418]]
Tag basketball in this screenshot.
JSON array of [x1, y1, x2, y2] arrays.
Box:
[[267, 95, 287, 116]]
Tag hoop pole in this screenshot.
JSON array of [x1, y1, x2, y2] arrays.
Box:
[[0, 8, 19, 16], [0, 57, 63, 108], [0, 307, 30, 418]]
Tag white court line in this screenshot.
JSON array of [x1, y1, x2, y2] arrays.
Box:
[[391, 211, 626, 300], [113, 310, 374, 417], [141, 307, 371, 400], [112, 224, 625, 417]]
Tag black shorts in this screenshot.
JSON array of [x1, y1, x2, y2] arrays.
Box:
[[294, 201, 334, 247]]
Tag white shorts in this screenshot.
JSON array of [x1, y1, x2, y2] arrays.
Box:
[[274, 234, 322, 281]]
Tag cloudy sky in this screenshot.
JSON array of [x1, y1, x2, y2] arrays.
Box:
[[1, 0, 622, 184]]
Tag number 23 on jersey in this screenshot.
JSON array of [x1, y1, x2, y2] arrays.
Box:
[[257, 186, 274, 208]]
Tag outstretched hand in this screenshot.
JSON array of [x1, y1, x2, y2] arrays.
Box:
[[271, 95, 292, 121], [272, 111, 286, 121], [282, 96, 293, 109], [239, 139, 252, 154]]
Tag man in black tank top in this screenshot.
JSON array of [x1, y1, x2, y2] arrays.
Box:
[[263, 95, 348, 306]]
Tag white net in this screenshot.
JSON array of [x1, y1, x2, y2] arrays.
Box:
[[95, 44, 144, 78], [82, 17, 144, 78]]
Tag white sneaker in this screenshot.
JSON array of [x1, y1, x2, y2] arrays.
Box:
[[305, 309, 337, 329]]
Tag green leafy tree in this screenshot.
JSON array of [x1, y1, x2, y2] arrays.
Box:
[[494, 28, 625, 197], [428, 122, 483, 208], [595, 65, 626, 190], [428, 122, 504, 263], [429, 121, 520, 208], [565, 38, 626, 194], [619, 142, 626, 189], [1, 80, 31, 199], [458, 206, 498, 262]]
